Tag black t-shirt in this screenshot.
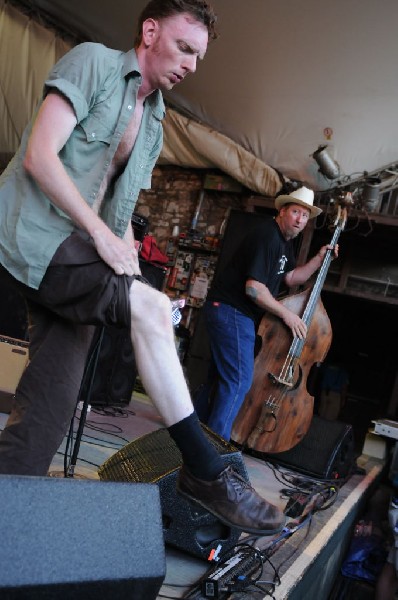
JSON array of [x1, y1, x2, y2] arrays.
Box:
[[208, 219, 296, 323]]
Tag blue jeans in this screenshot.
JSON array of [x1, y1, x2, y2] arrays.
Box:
[[194, 301, 256, 441]]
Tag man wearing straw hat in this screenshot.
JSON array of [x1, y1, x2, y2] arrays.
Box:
[[195, 186, 338, 441]]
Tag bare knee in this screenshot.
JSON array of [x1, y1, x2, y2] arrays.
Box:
[[129, 280, 173, 335]]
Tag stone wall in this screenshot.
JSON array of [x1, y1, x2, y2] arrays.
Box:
[[135, 165, 247, 252]]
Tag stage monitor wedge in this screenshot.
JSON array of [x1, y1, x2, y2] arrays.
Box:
[[266, 415, 356, 480], [0, 475, 165, 599], [99, 425, 248, 560]]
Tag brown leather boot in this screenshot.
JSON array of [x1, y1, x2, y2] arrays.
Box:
[[177, 465, 286, 535]]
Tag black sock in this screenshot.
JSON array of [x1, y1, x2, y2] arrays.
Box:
[[168, 412, 224, 481]]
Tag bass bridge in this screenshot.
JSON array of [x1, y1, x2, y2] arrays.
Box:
[[268, 371, 294, 387], [268, 357, 303, 390]]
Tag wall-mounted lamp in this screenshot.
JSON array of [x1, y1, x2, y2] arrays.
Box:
[[312, 145, 341, 180], [362, 177, 382, 212]]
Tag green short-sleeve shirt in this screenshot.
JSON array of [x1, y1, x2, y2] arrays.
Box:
[[0, 43, 165, 289]]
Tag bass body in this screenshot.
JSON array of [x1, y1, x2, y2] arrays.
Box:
[[231, 288, 332, 453]]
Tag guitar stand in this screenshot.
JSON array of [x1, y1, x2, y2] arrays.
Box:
[[64, 326, 105, 478]]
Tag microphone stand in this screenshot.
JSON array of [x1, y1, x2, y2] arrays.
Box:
[[64, 326, 105, 478]]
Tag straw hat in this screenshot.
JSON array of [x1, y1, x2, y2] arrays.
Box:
[[274, 186, 322, 219]]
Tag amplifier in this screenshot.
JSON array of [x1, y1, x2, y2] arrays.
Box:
[[0, 335, 29, 412]]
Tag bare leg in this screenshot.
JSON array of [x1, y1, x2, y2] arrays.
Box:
[[129, 280, 193, 426], [128, 280, 286, 536]]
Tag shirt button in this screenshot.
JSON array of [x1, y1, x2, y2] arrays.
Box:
[[139, 164, 143, 169], [91, 132, 96, 138], [127, 105, 132, 110]]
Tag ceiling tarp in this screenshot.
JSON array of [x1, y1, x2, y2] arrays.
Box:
[[0, 0, 282, 195], [0, 0, 71, 157], [2, 0, 398, 192], [161, 108, 281, 196]]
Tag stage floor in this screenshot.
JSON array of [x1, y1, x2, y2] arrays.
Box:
[[0, 396, 384, 599]]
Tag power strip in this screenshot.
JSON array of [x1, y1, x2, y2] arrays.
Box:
[[372, 419, 398, 440], [200, 549, 260, 598]]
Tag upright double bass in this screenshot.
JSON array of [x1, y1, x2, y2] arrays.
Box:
[[231, 198, 349, 454]]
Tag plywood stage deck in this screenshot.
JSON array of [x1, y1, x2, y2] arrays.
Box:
[[0, 396, 384, 599]]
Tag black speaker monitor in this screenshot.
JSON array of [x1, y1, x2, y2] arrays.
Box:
[[266, 415, 356, 480], [99, 426, 248, 560], [0, 476, 165, 599]]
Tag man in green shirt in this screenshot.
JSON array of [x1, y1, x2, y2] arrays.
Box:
[[0, 0, 285, 535]]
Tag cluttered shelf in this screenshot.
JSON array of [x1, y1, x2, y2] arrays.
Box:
[[163, 232, 220, 358]]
